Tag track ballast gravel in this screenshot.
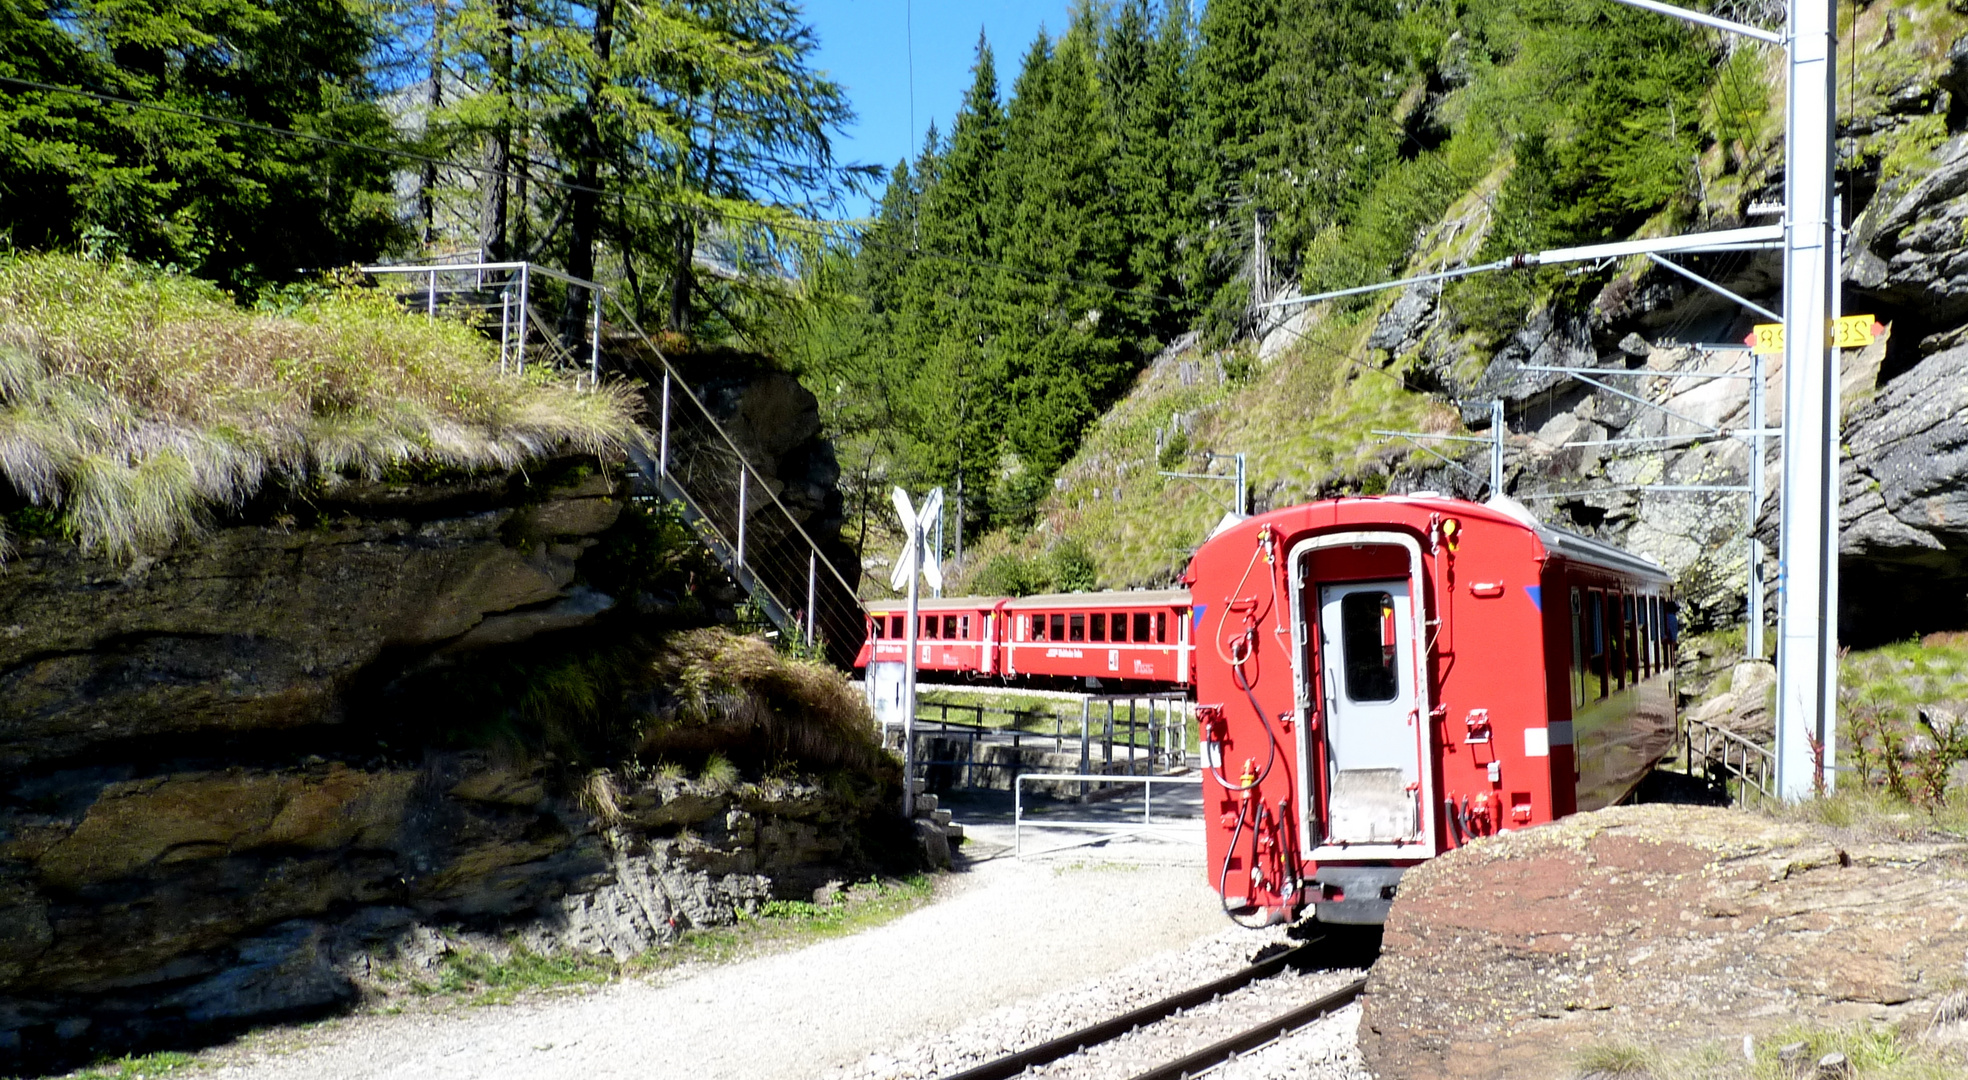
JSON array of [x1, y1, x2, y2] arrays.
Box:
[[195, 833, 1367, 1080]]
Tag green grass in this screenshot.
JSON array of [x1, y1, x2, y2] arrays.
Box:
[[56, 1051, 198, 1079], [1571, 1022, 1968, 1079], [0, 253, 643, 561]]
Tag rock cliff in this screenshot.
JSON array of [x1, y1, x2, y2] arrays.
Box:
[[0, 432, 902, 1071]]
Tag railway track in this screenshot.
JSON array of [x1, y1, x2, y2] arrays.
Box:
[[941, 941, 1368, 1080]]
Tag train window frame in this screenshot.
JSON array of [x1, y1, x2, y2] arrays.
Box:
[[1030, 614, 1045, 641], [960, 615, 972, 639], [1337, 590, 1401, 703], [1090, 613, 1106, 642], [1569, 588, 1587, 709], [1586, 589, 1607, 699], [1069, 613, 1086, 642], [1156, 611, 1168, 643], [1134, 612, 1151, 642], [891, 616, 904, 638], [942, 615, 958, 639], [1623, 595, 1638, 684], [1050, 613, 1066, 641], [1111, 613, 1127, 642], [923, 615, 938, 639]]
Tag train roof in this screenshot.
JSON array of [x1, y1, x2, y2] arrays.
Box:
[[862, 595, 1003, 613], [1003, 588, 1191, 609], [1229, 493, 1673, 588]]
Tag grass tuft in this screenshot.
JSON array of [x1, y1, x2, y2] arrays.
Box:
[[0, 253, 644, 561]]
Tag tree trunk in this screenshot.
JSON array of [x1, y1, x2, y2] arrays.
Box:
[[478, 0, 515, 262], [666, 211, 694, 334], [421, 0, 445, 247], [560, 0, 616, 344]]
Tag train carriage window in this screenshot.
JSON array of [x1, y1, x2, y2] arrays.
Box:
[[1050, 613, 1066, 641], [923, 615, 938, 639], [1031, 614, 1046, 641], [1587, 590, 1607, 699], [943, 615, 958, 639], [890, 616, 904, 638], [1339, 591, 1400, 703], [1156, 612, 1168, 643], [1069, 614, 1086, 642], [1623, 596, 1638, 684], [1608, 593, 1625, 690], [1112, 613, 1128, 641], [960, 615, 972, 639], [1569, 588, 1587, 708], [1090, 613, 1106, 642], [1134, 612, 1152, 642]]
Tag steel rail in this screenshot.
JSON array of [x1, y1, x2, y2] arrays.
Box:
[[1123, 975, 1369, 1080], [937, 942, 1324, 1080]]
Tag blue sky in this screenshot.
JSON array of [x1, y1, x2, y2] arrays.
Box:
[[801, 0, 1075, 217]]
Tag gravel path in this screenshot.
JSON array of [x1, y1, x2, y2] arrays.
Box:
[[201, 835, 1228, 1080]]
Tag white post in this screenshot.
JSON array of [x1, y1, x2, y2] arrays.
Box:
[[517, 265, 530, 375], [589, 288, 602, 387], [1775, 0, 1839, 801], [1235, 453, 1247, 515], [902, 555, 920, 818], [806, 551, 818, 647], [1491, 399, 1506, 497], [427, 268, 437, 319], [498, 286, 512, 373], [658, 372, 671, 478], [736, 467, 748, 571], [933, 500, 945, 599]]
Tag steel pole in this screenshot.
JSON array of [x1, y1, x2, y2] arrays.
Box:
[[902, 545, 920, 818], [1491, 400, 1506, 497], [806, 551, 817, 647], [736, 467, 747, 571], [658, 373, 671, 478], [1235, 453, 1247, 515], [1775, 0, 1839, 801], [1748, 350, 1767, 661]]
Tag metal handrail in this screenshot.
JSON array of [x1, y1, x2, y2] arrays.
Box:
[[361, 260, 865, 659], [1683, 716, 1775, 803], [1013, 773, 1204, 857]]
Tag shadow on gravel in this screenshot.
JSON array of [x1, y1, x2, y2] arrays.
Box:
[[1278, 922, 1383, 971], [1630, 766, 1732, 806]]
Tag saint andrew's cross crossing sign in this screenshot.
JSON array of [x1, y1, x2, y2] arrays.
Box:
[[889, 486, 943, 594], [889, 486, 941, 816]]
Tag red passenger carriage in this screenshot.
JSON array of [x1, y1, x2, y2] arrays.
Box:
[[859, 597, 1008, 677], [1185, 494, 1676, 926], [1000, 589, 1192, 688]]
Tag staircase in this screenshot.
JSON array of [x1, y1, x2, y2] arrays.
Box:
[[364, 260, 867, 667]]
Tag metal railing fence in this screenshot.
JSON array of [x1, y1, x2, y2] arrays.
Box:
[[1013, 773, 1205, 858], [1683, 716, 1776, 803], [884, 692, 1194, 793], [362, 260, 866, 665]]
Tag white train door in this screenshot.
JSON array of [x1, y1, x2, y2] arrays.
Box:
[[1317, 580, 1423, 845]]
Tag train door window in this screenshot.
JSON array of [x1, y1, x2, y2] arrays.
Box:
[[1338, 590, 1400, 702], [1641, 599, 1655, 674], [1090, 613, 1106, 642], [1050, 613, 1066, 641], [1569, 588, 1587, 708], [959, 615, 971, 639], [1156, 612, 1168, 643], [1134, 612, 1152, 642], [1587, 590, 1607, 699], [1111, 613, 1129, 641], [1069, 613, 1086, 642]]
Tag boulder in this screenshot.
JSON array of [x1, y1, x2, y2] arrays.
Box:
[[1361, 805, 1968, 1080]]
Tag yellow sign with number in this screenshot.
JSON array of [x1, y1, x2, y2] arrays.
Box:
[[1746, 316, 1882, 354]]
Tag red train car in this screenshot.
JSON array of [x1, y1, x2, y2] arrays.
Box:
[[1186, 494, 1675, 926], [854, 589, 1195, 688], [1001, 589, 1193, 687], [859, 596, 1008, 677]]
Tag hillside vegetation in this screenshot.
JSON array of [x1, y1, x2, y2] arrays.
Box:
[[810, 0, 1968, 598], [0, 253, 640, 559]]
